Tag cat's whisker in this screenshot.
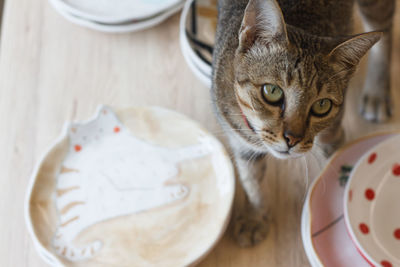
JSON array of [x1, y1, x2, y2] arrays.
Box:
[[250, 99, 257, 114], [301, 156, 310, 202]]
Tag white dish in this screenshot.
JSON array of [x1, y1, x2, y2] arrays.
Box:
[[49, 0, 184, 33], [54, 0, 183, 24], [345, 134, 400, 267], [302, 132, 398, 267], [25, 106, 234, 266]]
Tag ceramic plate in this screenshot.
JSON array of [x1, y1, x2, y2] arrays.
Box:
[[53, 0, 183, 24], [25, 106, 234, 267], [50, 0, 184, 33], [345, 134, 400, 267], [302, 132, 398, 267], [180, 0, 214, 87]]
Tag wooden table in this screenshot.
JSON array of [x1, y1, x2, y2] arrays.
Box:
[[0, 0, 399, 266]]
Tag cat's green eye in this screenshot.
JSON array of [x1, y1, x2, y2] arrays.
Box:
[[262, 84, 283, 104], [311, 99, 332, 117]]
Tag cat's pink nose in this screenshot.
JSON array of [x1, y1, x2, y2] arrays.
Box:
[[283, 132, 302, 148]]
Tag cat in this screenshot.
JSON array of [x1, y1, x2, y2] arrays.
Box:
[[53, 106, 217, 261], [211, 0, 395, 247]]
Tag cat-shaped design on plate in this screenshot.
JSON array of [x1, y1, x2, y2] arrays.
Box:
[[26, 106, 234, 267]]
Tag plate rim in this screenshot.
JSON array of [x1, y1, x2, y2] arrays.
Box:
[[179, 0, 212, 87], [49, 0, 184, 33], [180, 36, 212, 87], [52, 0, 183, 24], [301, 194, 324, 267]]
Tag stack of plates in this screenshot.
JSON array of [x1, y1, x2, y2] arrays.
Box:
[[302, 132, 400, 267], [49, 0, 185, 33], [180, 0, 215, 87]]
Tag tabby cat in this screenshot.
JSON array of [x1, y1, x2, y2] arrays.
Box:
[[212, 0, 394, 247]]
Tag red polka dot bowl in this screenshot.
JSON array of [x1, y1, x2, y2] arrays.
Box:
[[344, 134, 400, 267]]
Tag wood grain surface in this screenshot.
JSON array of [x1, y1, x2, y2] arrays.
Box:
[[0, 0, 399, 266]]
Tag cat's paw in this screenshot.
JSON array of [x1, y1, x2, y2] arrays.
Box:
[[360, 91, 392, 123], [233, 210, 269, 247]]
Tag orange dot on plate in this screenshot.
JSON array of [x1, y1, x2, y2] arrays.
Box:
[[394, 229, 400, 240], [381, 260, 392, 267], [74, 145, 82, 152], [114, 127, 120, 133], [368, 152, 377, 164], [393, 164, 400, 176], [365, 188, 375, 201], [359, 223, 369, 234]]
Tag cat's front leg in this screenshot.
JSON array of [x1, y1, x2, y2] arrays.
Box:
[[230, 140, 269, 247], [358, 0, 395, 122]]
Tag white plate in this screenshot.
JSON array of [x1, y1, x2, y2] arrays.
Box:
[[54, 0, 183, 24], [25, 106, 234, 266], [345, 134, 400, 267], [302, 132, 398, 267], [50, 0, 184, 33]]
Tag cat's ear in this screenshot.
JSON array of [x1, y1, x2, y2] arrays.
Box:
[[328, 32, 382, 67], [238, 0, 288, 52]]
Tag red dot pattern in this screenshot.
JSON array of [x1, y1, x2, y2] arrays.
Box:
[[365, 189, 375, 201], [359, 223, 369, 234], [381, 260, 392, 267], [349, 189, 352, 202], [353, 152, 399, 267], [392, 164, 400, 176], [74, 145, 82, 152], [394, 229, 400, 240], [114, 126, 120, 133], [368, 153, 377, 164]]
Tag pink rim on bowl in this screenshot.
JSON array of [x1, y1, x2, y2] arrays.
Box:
[[344, 134, 400, 267]]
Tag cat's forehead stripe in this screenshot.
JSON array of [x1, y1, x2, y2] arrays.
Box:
[[296, 68, 304, 88], [308, 68, 318, 90]]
